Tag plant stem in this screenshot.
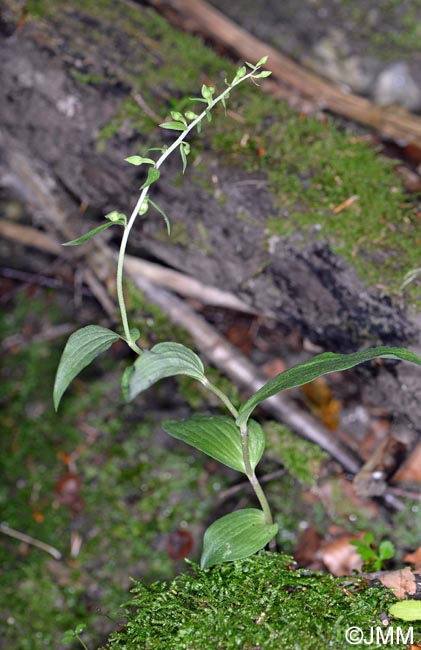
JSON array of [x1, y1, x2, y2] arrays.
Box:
[[76, 635, 89, 650], [240, 423, 273, 525], [115, 68, 260, 349], [202, 379, 239, 418]]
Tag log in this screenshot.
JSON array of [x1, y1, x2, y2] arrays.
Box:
[[147, 0, 421, 147], [0, 0, 420, 455]]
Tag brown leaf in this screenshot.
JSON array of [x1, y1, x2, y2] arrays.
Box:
[[404, 547, 421, 570], [294, 526, 323, 570], [166, 529, 194, 560], [374, 567, 418, 600], [321, 535, 363, 576], [55, 473, 84, 515], [392, 442, 421, 484]]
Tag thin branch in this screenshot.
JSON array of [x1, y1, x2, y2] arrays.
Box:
[[0, 523, 62, 560], [123, 255, 258, 313]]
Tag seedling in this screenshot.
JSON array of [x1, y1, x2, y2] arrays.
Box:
[[351, 533, 395, 572], [53, 58, 421, 569]]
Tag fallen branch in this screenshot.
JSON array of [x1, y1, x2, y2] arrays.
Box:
[[123, 255, 258, 314], [148, 0, 421, 147]]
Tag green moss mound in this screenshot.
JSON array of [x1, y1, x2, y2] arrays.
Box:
[[103, 552, 410, 650]]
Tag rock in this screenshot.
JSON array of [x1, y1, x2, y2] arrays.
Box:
[[374, 62, 421, 111]]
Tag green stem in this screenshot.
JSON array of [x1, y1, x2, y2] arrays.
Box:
[[115, 68, 260, 349], [240, 423, 273, 525], [76, 635, 89, 650], [202, 379, 239, 418]]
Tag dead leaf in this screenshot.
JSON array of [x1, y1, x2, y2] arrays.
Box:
[[260, 358, 287, 379], [321, 535, 363, 576], [294, 526, 323, 570], [166, 529, 194, 560], [392, 442, 421, 484], [404, 547, 421, 570], [374, 567, 418, 600]]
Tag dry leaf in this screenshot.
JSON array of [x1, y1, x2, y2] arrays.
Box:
[[404, 547, 421, 569], [321, 535, 363, 576]]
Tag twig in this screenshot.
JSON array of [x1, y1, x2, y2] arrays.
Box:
[[1, 323, 75, 352], [0, 523, 62, 560], [133, 92, 162, 123], [0, 219, 62, 255], [124, 255, 258, 313]]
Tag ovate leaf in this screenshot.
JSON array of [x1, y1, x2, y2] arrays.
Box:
[[237, 346, 421, 426], [54, 326, 120, 410], [141, 167, 160, 189], [389, 600, 421, 621], [128, 342, 205, 400], [200, 509, 278, 569], [125, 156, 155, 166], [62, 222, 120, 246], [159, 121, 185, 131], [162, 415, 265, 473]]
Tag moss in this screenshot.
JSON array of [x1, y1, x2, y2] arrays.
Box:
[[0, 287, 231, 649], [102, 552, 415, 650]]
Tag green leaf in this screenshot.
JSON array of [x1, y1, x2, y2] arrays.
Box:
[[62, 222, 119, 246], [125, 156, 155, 166], [378, 540, 395, 561], [159, 121, 186, 131], [105, 210, 127, 223], [232, 65, 246, 84], [252, 70, 272, 79], [256, 55, 269, 66], [389, 600, 421, 621], [54, 326, 120, 410], [185, 110, 199, 120], [237, 346, 421, 427], [200, 509, 278, 569], [141, 167, 160, 189], [128, 342, 205, 401], [180, 142, 190, 174], [149, 199, 171, 235], [121, 365, 134, 402], [170, 111, 187, 126], [162, 415, 265, 473]]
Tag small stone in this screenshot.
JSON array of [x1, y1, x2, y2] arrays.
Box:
[[374, 62, 421, 111]]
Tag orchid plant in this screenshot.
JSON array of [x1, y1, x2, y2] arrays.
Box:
[[53, 57, 421, 568]]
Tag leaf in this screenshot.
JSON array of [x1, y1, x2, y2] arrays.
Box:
[[252, 70, 272, 79], [159, 121, 185, 131], [256, 55, 269, 66], [236, 346, 421, 427], [125, 156, 155, 166], [128, 342, 205, 401], [379, 540, 395, 561], [121, 365, 134, 402], [149, 199, 171, 235], [389, 600, 421, 621], [170, 111, 187, 126], [180, 142, 190, 174], [200, 509, 278, 569], [62, 222, 119, 246], [141, 167, 160, 189], [54, 326, 120, 410], [162, 415, 265, 473]]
